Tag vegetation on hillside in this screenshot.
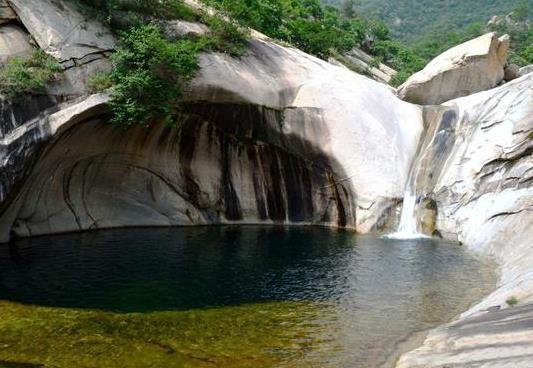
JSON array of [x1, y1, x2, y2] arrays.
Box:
[[0, 50, 61, 99], [79, 0, 428, 127], [324, 0, 532, 67], [201, 0, 427, 84], [14, 0, 525, 127], [79, 0, 248, 127], [409, 1, 532, 67], [322, 0, 523, 43]]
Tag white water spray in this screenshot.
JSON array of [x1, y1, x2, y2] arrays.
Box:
[[386, 191, 427, 239]]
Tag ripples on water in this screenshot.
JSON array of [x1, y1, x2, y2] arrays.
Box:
[[0, 226, 495, 367]]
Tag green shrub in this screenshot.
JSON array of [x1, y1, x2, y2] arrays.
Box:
[[109, 24, 200, 127], [78, 0, 201, 26], [200, 15, 249, 56], [88, 72, 113, 93], [371, 40, 426, 86], [506, 296, 519, 307], [0, 50, 61, 99]]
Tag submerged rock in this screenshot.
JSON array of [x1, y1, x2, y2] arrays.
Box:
[[398, 33, 509, 105]]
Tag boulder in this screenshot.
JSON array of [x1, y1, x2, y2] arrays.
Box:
[[504, 63, 520, 81], [0, 24, 33, 65], [7, 0, 115, 62], [398, 33, 509, 105], [161, 20, 210, 39]]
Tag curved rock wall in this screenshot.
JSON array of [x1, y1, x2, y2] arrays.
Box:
[[0, 12, 424, 241]]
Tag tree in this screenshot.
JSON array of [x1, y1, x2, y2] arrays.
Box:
[[341, 0, 359, 19], [512, 0, 531, 21]]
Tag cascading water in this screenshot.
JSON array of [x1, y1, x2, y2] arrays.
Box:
[[387, 108, 460, 239], [386, 161, 427, 239], [390, 193, 423, 239]]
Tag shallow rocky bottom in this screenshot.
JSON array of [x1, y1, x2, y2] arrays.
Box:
[[0, 226, 495, 368]]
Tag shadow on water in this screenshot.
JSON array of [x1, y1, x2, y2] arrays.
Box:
[[0, 226, 493, 315]]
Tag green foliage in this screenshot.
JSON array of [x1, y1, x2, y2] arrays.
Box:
[[371, 39, 426, 86], [88, 72, 113, 93], [108, 24, 200, 127], [78, 0, 249, 127], [199, 15, 249, 56], [340, 0, 359, 19], [512, 0, 532, 21], [506, 296, 519, 306], [202, 0, 370, 59], [0, 50, 61, 99], [412, 22, 485, 61], [322, 0, 521, 44], [78, 0, 201, 26]]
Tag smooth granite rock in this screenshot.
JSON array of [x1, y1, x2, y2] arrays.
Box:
[[519, 65, 533, 76], [398, 73, 533, 368], [0, 0, 16, 24], [0, 35, 424, 242], [398, 33, 509, 105], [0, 24, 32, 65], [7, 0, 115, 62]]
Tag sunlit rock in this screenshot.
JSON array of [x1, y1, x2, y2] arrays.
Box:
[[398, 73, 533, 368], [7, 0, 116, 62], [0, 24, 32, 65], [398, 33, 509, 105]]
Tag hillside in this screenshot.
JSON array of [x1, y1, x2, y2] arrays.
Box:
[[322, 0, 524, 43]]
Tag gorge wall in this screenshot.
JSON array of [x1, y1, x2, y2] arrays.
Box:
[[0, 2, 423, 241], [0, 1, 533, 367], [397, 73, 533, 367]]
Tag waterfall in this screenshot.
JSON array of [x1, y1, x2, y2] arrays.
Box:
[[386, 108, 459, 239], [386, 162, 427, 239]]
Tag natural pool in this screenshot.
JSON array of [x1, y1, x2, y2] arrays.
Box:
[[0, 226, 495, 368]]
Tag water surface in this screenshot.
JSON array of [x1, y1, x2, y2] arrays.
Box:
[[0, 226, 495, 367]]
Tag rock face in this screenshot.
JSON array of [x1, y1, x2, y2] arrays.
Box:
[[332, 47, 398, 84], [3, 0, 114, 98], [398, 73, 533, 367], [0, 0, 16, 24], [504, 63, 520, 81], [520, 64, 533, 76], [0, 1, 423, 242], [0, 24, 33, 65], [7, 0, 115, 63], [398, 33, 509, 105]]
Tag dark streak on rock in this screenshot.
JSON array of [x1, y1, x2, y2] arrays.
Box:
[[63, 161, 83, 229], [178, 120, 201, 205], [328, 173, 346, 228], [219, 132, 242, 221], [247, 146, 267, 220]]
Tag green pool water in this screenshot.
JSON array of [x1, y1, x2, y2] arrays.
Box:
[[0, 226, 496, 367]]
